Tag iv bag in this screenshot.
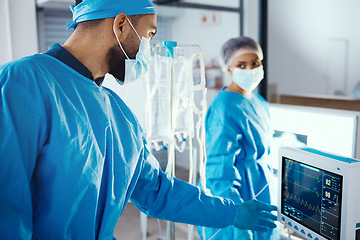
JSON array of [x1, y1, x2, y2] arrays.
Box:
[[172, 56, 194, 144], [144, 56, 172, 149]]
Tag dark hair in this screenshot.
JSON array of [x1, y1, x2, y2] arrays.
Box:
[[75, 0, 82, 6]]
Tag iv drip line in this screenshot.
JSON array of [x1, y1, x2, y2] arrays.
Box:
[[206, 173, 275, 240]]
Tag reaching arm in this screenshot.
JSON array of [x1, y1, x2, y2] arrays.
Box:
[[130, 149, 277, 232], [130, 151, 237, 228]]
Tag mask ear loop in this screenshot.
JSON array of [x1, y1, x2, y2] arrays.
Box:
[[113, 25, 130, 60], [126, 17, 142, 41]]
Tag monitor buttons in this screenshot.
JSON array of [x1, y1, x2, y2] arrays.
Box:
[[307, 233, 313, 239], [300, 229, 306, 234], [294, 225, 299, 230]]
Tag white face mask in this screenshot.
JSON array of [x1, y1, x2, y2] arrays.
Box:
[[232, 65, 264, 92], [113, 18, 151, 85]]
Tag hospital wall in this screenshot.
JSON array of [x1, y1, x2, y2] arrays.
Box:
[[170, 0, 240, 62], [3, 0, 360, 99], [169, 0, 260, 71], [0, 0, 38, 65], [267, 0, 360, 97], [243, 0, 260, 44], [169, 1, 241, 107]]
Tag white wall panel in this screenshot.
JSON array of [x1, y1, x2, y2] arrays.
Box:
[[268, 0, 360, 97], [171, 7, 240, 63], [0, 0, 12, 64], [37, 9, 73, 52], [182, 0, 239, 8], [243, 0, 260, 42], [0, 0, 38, 65], [10, 0, 38, 59]]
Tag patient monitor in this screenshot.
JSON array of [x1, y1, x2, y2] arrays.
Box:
[[278, 147, 360, 240]]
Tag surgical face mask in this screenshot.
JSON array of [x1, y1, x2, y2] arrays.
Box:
[[232, 65, 264, 92], [113, 18, 151, 85]]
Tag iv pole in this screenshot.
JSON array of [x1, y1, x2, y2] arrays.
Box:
[[143, 42, 207, 240]]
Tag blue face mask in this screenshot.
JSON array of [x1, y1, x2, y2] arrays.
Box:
[[113, 18, 151, 85], [232, 65, 264, 92]]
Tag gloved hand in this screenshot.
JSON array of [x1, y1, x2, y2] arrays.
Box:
[[232, 199, 277, 232]]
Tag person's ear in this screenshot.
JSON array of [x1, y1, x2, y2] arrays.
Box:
[[228, 68, 233, 77], [113, 12, 128, 40]]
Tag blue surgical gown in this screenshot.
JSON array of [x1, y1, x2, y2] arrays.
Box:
[[197, 89, 276, 240], [0, 54, 237, 240]]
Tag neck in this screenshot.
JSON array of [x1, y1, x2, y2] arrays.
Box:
[[225, 82, 252, 95], [62, 25, 112, 80]]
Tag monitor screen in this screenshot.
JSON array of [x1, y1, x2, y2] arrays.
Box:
[[281, 157, 343, 240]]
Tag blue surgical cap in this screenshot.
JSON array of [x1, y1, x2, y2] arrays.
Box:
[[67, 0, 156, 29]]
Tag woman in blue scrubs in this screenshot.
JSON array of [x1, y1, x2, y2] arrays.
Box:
[[198, 37, 277, 240]]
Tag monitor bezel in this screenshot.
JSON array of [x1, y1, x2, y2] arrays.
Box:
[[277, 147, 360, 240], [281, 156, 343, 240]]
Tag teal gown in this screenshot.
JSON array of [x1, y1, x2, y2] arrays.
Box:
[[0, 53, 237, 240], [198, 89, 276, 240]]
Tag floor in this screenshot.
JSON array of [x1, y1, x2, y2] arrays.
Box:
[[114, 203, 201, 240], [113, 166, 201, 240]]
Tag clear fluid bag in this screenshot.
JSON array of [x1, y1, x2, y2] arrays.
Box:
[[172, 48, 194, 151], [144, 54, 173, 150]]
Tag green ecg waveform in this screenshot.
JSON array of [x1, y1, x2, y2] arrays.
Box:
[[284, 191, 321, 214]]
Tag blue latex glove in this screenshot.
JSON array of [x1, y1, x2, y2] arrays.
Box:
[[232, 199, 277, 232]]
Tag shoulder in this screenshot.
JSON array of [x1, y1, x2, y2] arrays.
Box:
[[0, 54, 55, 85], [208, 91, 246, 116], [1, 54, 45, 91], [0, 54, 65, 109], [212, 90, 245, 107], [0, 55, 53, 120], [206, 91, 246, 128], [0, 54, 65, 94], [1, 54, 49, 71]]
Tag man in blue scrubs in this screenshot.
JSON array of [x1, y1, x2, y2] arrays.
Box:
[[0, 1, 277, 239]]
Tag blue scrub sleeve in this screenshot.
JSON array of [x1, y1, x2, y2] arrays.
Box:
[[205, 107, 245, 203], [130, 148, 237, 228], [0, 67, 48, 239]]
